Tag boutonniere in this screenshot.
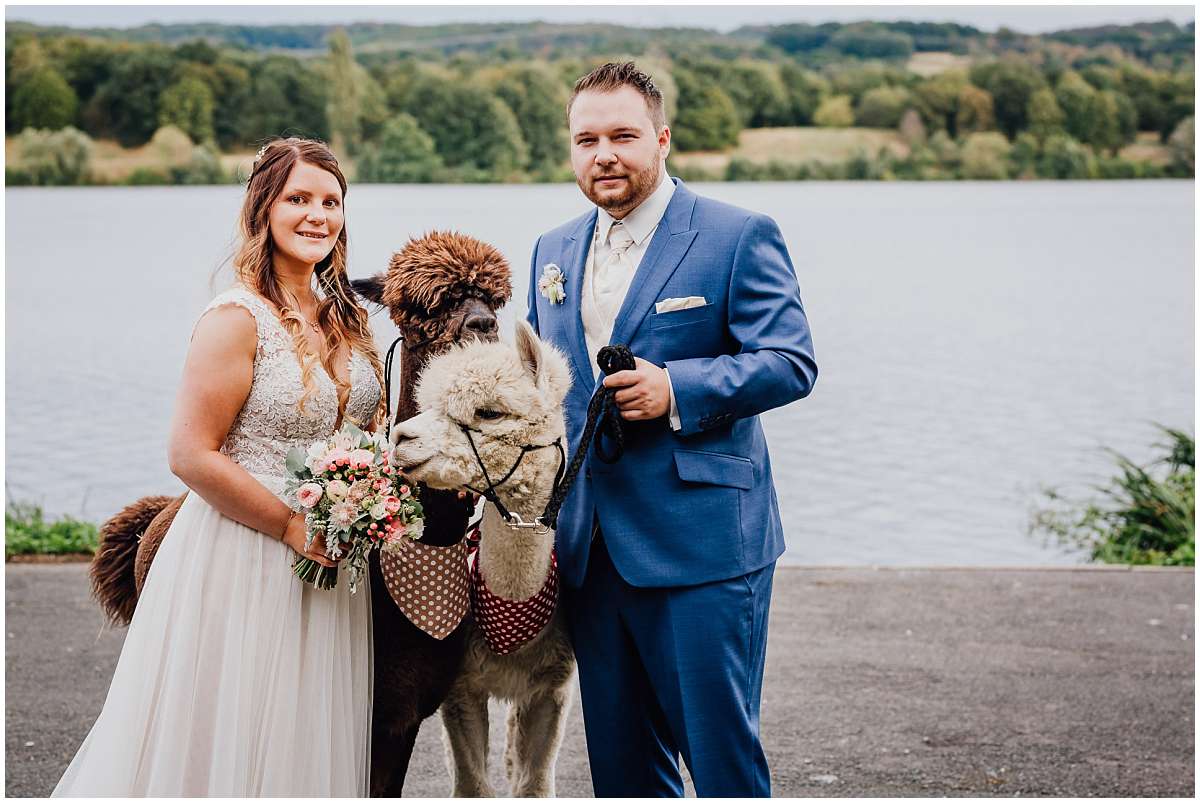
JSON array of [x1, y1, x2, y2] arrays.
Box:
[[537, 263, 566, 305]]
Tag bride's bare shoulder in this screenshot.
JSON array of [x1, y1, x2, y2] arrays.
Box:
[[190, 302, 258, 362]]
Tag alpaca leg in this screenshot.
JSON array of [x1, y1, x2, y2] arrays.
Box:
[[506, 683, 573, 797], [370, 723, 419, 797], [441, 681, 493, 797]]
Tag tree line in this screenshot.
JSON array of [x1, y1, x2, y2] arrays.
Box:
[[5, 20, 1195, 185]]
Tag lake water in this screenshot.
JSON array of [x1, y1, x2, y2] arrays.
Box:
[[5, 181, 1194, 565]]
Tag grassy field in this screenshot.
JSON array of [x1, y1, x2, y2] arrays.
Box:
[[906, 51, 973, 76], [670, 126, 910, 172]]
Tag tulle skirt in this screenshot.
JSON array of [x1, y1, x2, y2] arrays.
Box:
[[53, 490, 373, 797]]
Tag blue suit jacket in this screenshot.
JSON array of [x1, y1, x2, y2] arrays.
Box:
[[527, 179, 817, 589]]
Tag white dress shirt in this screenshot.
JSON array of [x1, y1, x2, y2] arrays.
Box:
[[581, 173, 682, 430]]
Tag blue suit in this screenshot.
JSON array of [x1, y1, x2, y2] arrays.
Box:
[[527, 179, 816, 796]]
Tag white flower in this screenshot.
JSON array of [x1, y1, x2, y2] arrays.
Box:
[[326, 479, 350, 501], [330, 431, 358, 452], [407, 518, 425, 540], [305, 441, 329, 473], [369, 502, 388, 520], [538, 263, 566, 305], [329, 500, 358, 531]]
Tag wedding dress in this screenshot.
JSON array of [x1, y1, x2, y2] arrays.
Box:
[[54, 285, 381, 796]]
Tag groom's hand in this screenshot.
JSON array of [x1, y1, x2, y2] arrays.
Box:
[[604, 357, 670, 421]]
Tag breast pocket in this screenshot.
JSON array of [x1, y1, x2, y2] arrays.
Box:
[[649, 302, 715, 331]]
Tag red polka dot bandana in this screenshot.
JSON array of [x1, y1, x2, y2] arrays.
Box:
[[469, 546, 559, 656], [379, 537, 470, 640]]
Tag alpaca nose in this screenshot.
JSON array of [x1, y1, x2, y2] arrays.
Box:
[[389, 424, 415, 447], [463, 311, 498, 340]]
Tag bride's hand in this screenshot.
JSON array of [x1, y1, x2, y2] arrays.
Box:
[[281, 515, 341, 568]]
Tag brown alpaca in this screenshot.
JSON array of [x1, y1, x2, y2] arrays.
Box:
[[90, 231, 512, 797]]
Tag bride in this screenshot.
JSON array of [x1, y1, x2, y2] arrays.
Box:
[[54, 138, 385, 796]]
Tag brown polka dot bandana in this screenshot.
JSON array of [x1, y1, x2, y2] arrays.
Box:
[[379, 537, 470, 640]]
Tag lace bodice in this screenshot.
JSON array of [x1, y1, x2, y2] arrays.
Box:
[[201, 286, 382, 497]]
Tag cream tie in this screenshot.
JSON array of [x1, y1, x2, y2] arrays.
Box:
[[595, 223, 636, 322]]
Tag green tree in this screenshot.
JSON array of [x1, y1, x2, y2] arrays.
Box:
[[86, 45, 176, 146], [969, 58, 1046, 139], [813, 95, 854, 128], [158, 75, 215, 143], [729, 62, 791, 127], [10, 66, 78, 131], [854, 86, 909, 128], [959, 131, 1011, 179], [1027, 87, 1065, 141], [356, 114, 444, 182], [493, 63, 569, 170], [1038, 133, 1094, 179], [955, 84, 994, 134], [401, 73, 528, 175], [1167, 116, 1194, 173], [1009, 131, 1041, 178], [913, 70, 967, 135], [242, 56, 330, 143], [671, 68, 741, 151], [1084, 90, 1137, 155], [829, 23, 914, 59], [326, 29, 361, 153], [778, 63, 828, 125], [1054, 71, 1097, 142]]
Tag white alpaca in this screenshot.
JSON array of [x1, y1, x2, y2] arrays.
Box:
[[390, 320, 576, 797]]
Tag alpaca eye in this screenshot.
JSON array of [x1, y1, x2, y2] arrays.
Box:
[[475, 409, 505, 421]]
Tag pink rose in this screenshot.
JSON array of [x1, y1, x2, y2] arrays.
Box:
[[296, 483, 323, 509], [348, 449, 375, 469], [398, 484, 411, 498], [384, 495, 402, 514]]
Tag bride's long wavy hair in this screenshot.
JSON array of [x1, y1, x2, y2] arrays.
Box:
[[234, 137, 385, 429]]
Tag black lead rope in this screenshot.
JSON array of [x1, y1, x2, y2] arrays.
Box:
[[382, 335, 403, 429], [539, 344, 635, 530]]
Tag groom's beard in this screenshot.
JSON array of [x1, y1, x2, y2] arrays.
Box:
[[579, 159, 661, 217]]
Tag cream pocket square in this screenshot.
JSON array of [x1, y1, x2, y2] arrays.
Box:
[[655, 296, 708, 314]]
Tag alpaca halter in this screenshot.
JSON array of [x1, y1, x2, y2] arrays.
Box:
[[459, 424, 565, 532], [457, 343, 637, 534]]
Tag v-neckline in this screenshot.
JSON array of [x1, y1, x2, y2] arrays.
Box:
[[245, 288, 355, 426]]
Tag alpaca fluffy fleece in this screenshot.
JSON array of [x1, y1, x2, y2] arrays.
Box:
[[362, 231, 512, 353], [391, 321, 577, 796]]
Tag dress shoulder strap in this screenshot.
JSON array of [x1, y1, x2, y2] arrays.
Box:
[[194, 285, 287, 352]]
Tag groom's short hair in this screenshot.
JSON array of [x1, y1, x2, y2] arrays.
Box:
[[568, 61, 666, 130]]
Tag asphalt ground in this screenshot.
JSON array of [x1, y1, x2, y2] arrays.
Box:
[[5, 563, 1194, 797]]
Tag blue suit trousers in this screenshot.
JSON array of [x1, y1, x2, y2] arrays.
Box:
[[565, 535, 775, 797]]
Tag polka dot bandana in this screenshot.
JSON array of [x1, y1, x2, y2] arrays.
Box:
[[379, 537, 470, 640], [469, 546, 559, 656]]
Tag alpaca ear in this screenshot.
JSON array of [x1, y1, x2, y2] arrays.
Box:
[[514, 319, 542, 382], [350, 275, 386, 306]]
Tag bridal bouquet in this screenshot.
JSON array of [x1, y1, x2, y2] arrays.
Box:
[[283, 421, 424, 592]]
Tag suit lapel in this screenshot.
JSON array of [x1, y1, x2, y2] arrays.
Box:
[[558, 209, 598, 388], [609, 181, 699, 348]]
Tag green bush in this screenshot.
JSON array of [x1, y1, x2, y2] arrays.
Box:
[[1030, 427, 1195, 566], [13, 126, 93, 185], [170, 143, 226, 185], [126, 167, 171, 185], [5, 501, 99, 556], [1037, 133, 1095, 179], [813, 95, 854, 128], [960, 131, 1011, 179]]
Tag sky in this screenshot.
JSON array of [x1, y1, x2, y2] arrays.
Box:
[[5, 4, 1195, 35]]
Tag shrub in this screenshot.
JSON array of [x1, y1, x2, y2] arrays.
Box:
[[13, 126, 93, 185], [813, 95, 854, 128], [1030, 427, 1194, 566], [960, 131, 1011, 179], [5, 501, 99, 556], [854, 86, 910, 128], [171, 143, 226, 185]]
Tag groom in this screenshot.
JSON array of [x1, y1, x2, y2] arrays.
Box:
[[526, 62, 817, 796]]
